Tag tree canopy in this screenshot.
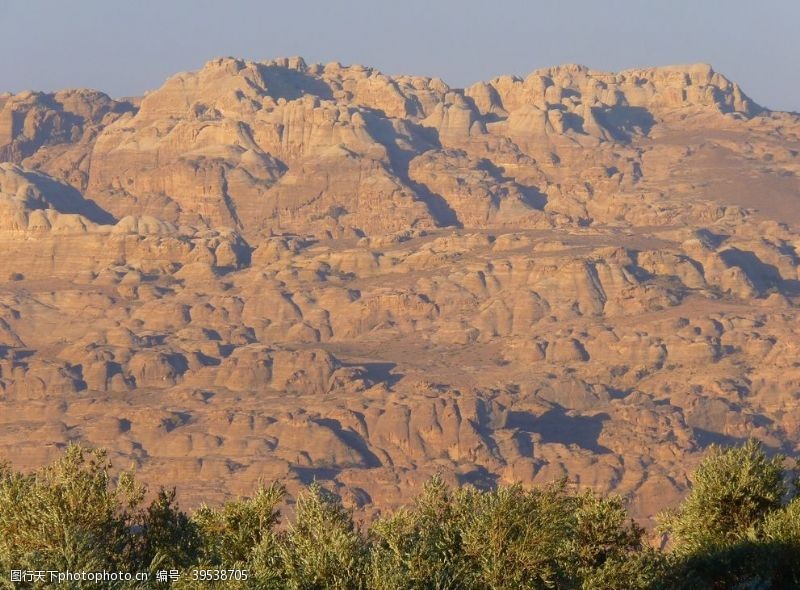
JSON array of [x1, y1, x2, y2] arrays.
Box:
[[0, 440, 797, 589]]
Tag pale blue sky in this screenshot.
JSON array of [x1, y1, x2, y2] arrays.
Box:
[[1, 0, 798, 111]]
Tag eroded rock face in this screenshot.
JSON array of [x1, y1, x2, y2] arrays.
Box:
[[1, 57, 800, 525]]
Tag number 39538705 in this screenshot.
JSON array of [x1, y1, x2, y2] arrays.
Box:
[[191, 569, 249, 582]]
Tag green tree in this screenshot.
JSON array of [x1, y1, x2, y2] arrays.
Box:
[[280, 482, 368, 589], [569, 490, 656, 589], [192, 482, 284, 566], [139, 488, 202, 575], [370, 477, 654, 590], [658, 439, 786, 554], [5, 440, 800, 589], [658, 439, 796, 588], [369, 474, 469, 589], [175, 482, 286, 589], [457, 482, 576, 589], [0, 444, 144, 587]]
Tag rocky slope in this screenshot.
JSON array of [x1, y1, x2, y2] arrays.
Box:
[[1, 57, 799, 525]]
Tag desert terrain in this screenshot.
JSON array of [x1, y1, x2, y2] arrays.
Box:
[[0, 57, 799, 526]]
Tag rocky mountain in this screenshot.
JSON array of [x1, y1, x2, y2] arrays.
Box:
[[0, 57, 799, 525]]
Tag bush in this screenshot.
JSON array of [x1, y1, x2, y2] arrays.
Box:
[[369, 475, 470, 589], [0, 440, 799, 589], [658, 439, 799, 588], [369, 476, 650, 589], [0, 444, 144, 581], [178, 482, 285, 589], [658, 439, 787, 554], [280, 483, 368, 589], [140, 488, 202, 573]]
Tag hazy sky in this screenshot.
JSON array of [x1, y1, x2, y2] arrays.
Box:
[[1, 0, 798, 111]]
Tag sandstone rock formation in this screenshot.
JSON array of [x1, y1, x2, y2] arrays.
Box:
[[1, 57, 799, 526]]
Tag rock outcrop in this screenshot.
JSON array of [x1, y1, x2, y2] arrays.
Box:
[[0, 57, 799, 526]]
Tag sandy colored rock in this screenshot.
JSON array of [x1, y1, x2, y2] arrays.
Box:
[[0, 57, 799, 527]]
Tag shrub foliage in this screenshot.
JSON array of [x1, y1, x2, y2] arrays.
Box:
[[0, 440, 798, 588]]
